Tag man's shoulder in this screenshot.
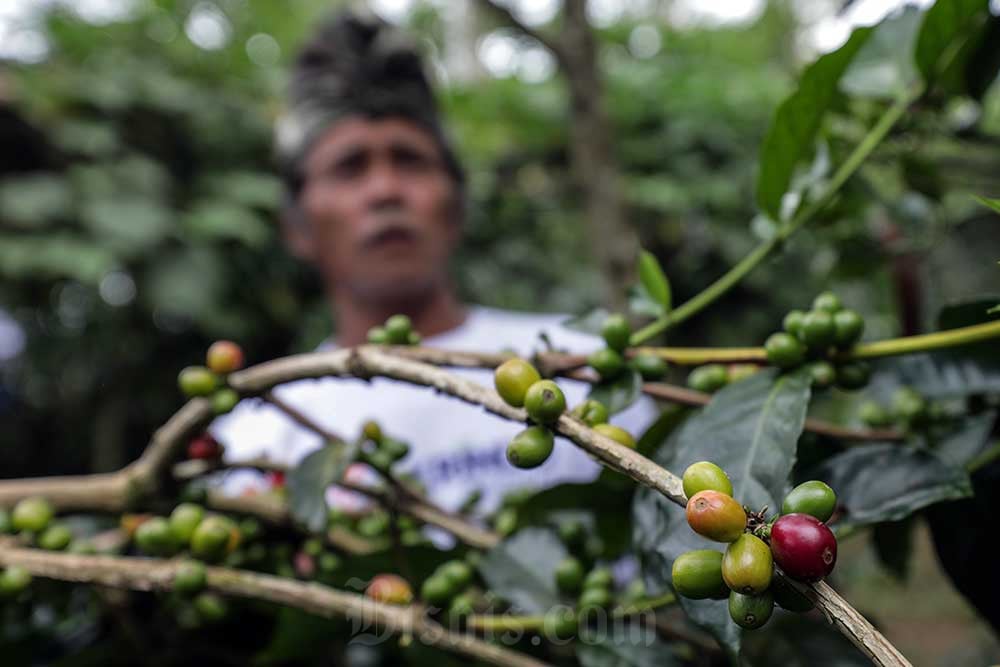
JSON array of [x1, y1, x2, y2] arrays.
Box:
[[455, 306, 600, 356]]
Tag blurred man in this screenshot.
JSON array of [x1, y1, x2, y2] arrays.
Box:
[[212, 10, 656, 517]]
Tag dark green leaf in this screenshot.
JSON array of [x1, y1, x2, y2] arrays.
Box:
[[576, 624, 677, 667], [810, 444, 971, 528], [915, 0, 990, 81], [288, 442, 359, 532], [741, 613, 872, 666], [563, 308, 611, 336], [842, 6, 922, 98], [588, 368, 643, 415], [637, 250, 671, 312], [974, 195, 1000, 215], [627, 283, 666, 319], [756, 27, 873, 221], [632, 368, 811, 658], [872, 518, 915, 581], [478, 528, 565, 614], [932, 410, 997, 467]]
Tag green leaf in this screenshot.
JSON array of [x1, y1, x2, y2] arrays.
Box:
[[915, 0, 990, 81], [627, 283, 666, 319], [756, 27, 873, 221], [741, 614, 873, 665], [588, 368, 642, 415], [973, 194, 1000, 215], [637, 250, 671, 312], [932, 410, 997, 467], [809, 444, 972, 528], [288, 442, 359, 532], [632, 368, 811, 658], [477, 528, 565, 614], [841, 6, 922, 98], [871, 518, 915, 581], [563, 308, 611, 336], [576, 624, 677, 667]]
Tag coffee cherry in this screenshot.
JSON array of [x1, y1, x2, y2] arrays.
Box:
[[543, 607, 578, 639], [571, 400, 609, 426], [187, 433, 222, 461], [770, 574, 814, 612], [135, 517, 178, 557], [494, 508, 518, 536], [812, 291, 842, 313], [0, 566, 32, 600], [367, 573, 414, 605], [687, 364, 729, 393], [494, 358, 542, 408], [892, 387, 927, 423], [191, 516, 237, 562], [555, 557, 585, 593], [799, 310, 835, 348], [833, 309, 864, 347], [193, 592, 229, 623], [578, 586, 613, 610], [178, 366, 218, 398], [593, 423, 636, 449], [584, 534, 606, 561], [835, 361, 870, 390], [782, 310, 806, 338], [385, 314, 412, 344], [169, 503, 205, 544], [601, 314, 631, 352], [782, 480, 836, 522], [174, 560, 207, 597], [558, 520, 586, 548], [808, 361, 836, 388], [407, 331, 421, 346], [211, 388, 240, 415], [448, 593, 476, 621], [858, 401, 891, 427], [367, 327, 389, 344], [38, 523, 72, 551], [633, 353, 668, 380], [685, 490, 746, 543], [671, 550, 728, 600], [524, 380, 566, 424], [583, 567, 613, 591], [12, 497, 53, 534], [765, 332, 805, 369], [770, 513, 837, 581], [682, 461, 733, 498], [722, 533, 773, 594], [266, 470, 286, 489], [357, 512, 390, 538], [727, 364, 760, 384], [318, 552, 342, 574], [588, 348, 625, 381], [506, 426, 555, 469], [728, 590, 774, 629], [206, 340, 244, 374], [0, 509, 11, 534], [362, 420, 383, 443], [439, 560, 473, 590], [420, 574, 456, 607], [379, 437, 410, 462]]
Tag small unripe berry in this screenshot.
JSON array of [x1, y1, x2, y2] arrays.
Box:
[[439, 560, 474, 590], [191, 516, 238, 562], [808, 361, 836, 388], [494, 508, 518, 536], [812, 291, 842, 313], [384, 314, 412, 344], [174, 560, 207, 597], [211, 388, 240, 415], [582, 567, 613, 590], [178, 366, 218, 398], [835, 361, 871, 390], [687, 364, 729, 393], [206, 340, 244, 374], [11, 497, 53, 534], [169, 503, 205, 544], [633, 353, 668, 380], [571, 399, 609, 426], [0, 566, 32, 600], [858, 401, 891, 427], [799, 310, 835, 348], [555, 557, 585, 593], [587, 347, 626, 381], [38, 523, 72, 551], [671, 550, 728, 600], [135, 517, 178, 557], [593, 423, 636, 449], [722, 534, 773, 594], [420, 574, 455, 607], [601, 314, 631, 352], [578, 586, 613, 610], [362, 420, 383, 443], [765, 333, 805, 369], [367, 326, 389, 344], [194, 592, 229, 622], [782, 480, 837, 522], [524, 380, 567, 424], [506, 426, 555, 468], [494, 358, 542, 408], [833, 309, 864, 347], [682, 461, 733, 498], [729, 590, 774, 629], [782, 310, 806, 338]]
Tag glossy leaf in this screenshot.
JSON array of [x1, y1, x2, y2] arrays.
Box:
[[637, 250, 671, 312], [477, 528, 564, 614], [974, 195, 1000, 215], [841, 7, 922, 98], [914, 0, 990, 81], [288, 441, 359, 532]]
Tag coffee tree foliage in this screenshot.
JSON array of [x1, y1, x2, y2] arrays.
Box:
[[1, 0, 1000, 665]]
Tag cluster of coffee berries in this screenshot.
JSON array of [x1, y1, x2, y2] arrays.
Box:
[[177, 340, 245, 415], [0, 564, 32, 602], [763, 292, 869, 390], [327, 505, 428, 548], [358, 420, 411, 474], [686, 363, 761, 393], [1, 496, 76, 553], [420, 559, 479, 617], [673, 462, 838, 630], [568, 398, 636, 448], [858, 386, 945, 431], [588, 314, 668, 382], [494, 358, 567, 469], [129, 503, 241, 563], [367, 314, 420, 345]]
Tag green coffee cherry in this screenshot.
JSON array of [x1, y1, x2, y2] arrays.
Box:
[[318, 552, 342, 574], [555, 557, 585, 593], [68, 541, 96, 555], [833, 309, 864, 347], [578, 586, 613, 610], [169, 503, 205, 544], [682, 461, 734, 498], [571, 400, 609, 426], [367, 327, 390, 344], [238, 518, 261, 542], [357, 512, 390, 538], [385, 314, 412, 344], [601, 314, 631, 352], [448, 593, 476, 621], [12, 497, 53, 534], [407, 331, 421, 346], [722, 534, 773, 595], [808, 361, 836, 388], [729, 590, 774, 629], [892, 387, 927, 423], [558, 520, 586, 548], [439, 560, 473, 590], [782, 480, 837, 522], [0, 566, 32, 600], [524, 380, 567, 424], [858, 401, 891, 427], [174, 560, 208, 597], [583, 567, 613, 591], [365, 449, 395, 474], [135, 517, 178, 557], [38, 523, 72, 551], [543, 607, 578, 639], [782, 310, 806, 338], [494, 358, 542, 408], [178, 366, 218, 398], [379, 437, 410, 461], [765, 332, 805, 369], [194, 592, 229, 623], [211, 388, 240, 415], [799, 310, 835, 348], [0, 509, 11, 534], [506, 426, 555, 469], [420, 574, 456, 607], [835, 361, 871, 390], [633, 353, 668, 380], [494, 508, 518, 536], [672, 550, 728, 600], [588, 348, 625, 381], [812, 291, 842, 313], [687, 364, 729, 393], [191, 516, 237, 562], [593, 423, 636, 449], [302, 538, 324, 558]]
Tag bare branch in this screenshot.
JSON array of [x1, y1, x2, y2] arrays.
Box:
[[472, 0, 567, 66]]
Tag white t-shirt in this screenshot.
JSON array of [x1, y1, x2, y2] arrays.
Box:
[[210, 306, 658, 517]]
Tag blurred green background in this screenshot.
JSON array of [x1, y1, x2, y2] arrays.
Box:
[[1, 1, 999, 663]]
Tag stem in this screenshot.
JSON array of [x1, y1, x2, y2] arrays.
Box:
[[630, 86, 923, 346], [612, 592, 677, 617]]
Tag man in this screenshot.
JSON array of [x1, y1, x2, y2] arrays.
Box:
[[212, 9, 656, 517]]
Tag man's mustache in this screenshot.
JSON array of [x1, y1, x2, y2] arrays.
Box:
[[359, 218, 423, 249]]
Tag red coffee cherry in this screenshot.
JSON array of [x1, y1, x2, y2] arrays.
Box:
[[206, 340, 245, 374], [187, 433, 223, 461], [685, 490, 746, 543], [770, 513, 837, 581]]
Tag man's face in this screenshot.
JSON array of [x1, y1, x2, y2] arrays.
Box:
[[294, 116, 461, 302]]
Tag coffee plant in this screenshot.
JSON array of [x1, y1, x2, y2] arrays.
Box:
[[3, 2, 1000, 665]]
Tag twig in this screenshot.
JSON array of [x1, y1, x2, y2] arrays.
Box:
[[262, 391, 347, 444], [472, 0, 568, 67], [0, 546, 551, 667]]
